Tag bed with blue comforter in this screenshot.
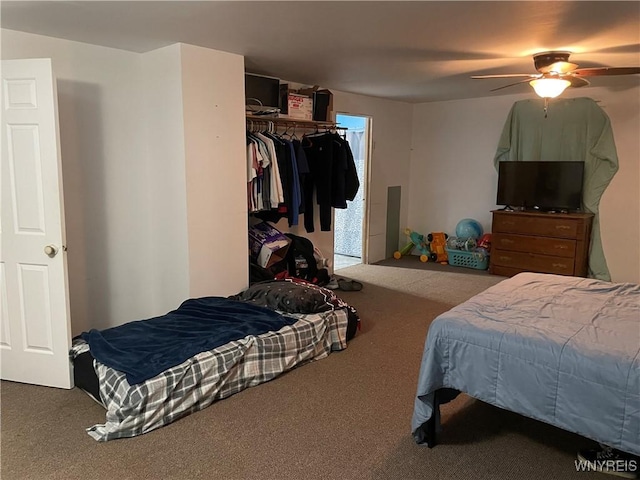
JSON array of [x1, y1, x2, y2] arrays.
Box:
[[411, 272, 640, 455]]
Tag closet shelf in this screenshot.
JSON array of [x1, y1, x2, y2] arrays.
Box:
[[246, 114, 345, 129]]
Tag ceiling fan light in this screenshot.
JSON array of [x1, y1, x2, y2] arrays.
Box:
[[529, 78, 571, 98]]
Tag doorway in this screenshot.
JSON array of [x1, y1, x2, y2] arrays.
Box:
[[333, 114, 370, 271]]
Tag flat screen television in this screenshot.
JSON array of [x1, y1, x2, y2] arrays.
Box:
[[497, 161, 584, 212], [245, 73, 280, 109]]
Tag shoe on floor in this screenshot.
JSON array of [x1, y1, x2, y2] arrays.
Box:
[[325, 276, 339, 290], [576, 444, 639, 479], [337, 279, 363, 291]]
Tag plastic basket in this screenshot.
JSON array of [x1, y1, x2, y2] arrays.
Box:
[[445, 248, 489, 270]]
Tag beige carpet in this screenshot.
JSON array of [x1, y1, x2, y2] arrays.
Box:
[[1, 259, 610, 479]]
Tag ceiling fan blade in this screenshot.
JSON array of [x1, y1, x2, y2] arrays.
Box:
[[572, 67, 640, 77], [538, 61, 578, 74], [566, 76, 590, 88], [489, 79, 533, 92], [471, 74, 538, 79]]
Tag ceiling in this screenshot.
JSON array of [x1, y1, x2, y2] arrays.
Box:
[[2, 1, 639, 103]]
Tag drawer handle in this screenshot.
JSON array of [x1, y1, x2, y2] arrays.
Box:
[[499, 256, 512, 261], [552, 263, 568, 269], [555, 225, 571, 230], [501, 239, 514, 245], [502, 221, 515, 226], [554, 245, 569, 250]]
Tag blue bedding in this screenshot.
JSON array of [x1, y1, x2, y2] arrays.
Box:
[[412, 273, 640, 455], [79, 297, 297, 385]]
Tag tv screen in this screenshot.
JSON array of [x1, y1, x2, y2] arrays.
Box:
[[497, 161, 584, 211], [245, 73, 280, 109]]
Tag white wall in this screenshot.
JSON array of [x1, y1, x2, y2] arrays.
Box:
[[180, 44, 248, 297], [409, 86, 640, 283], [594, 87, 640, 283], [140, 44, 190, 315], [332, 91, 413, 264], [409, 95, 514, 235], [2, 30, 250, 333], [2, 29, 154, 333], [141, 43, 248, 308]]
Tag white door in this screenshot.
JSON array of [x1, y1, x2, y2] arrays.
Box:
[[1, 58, 73, 388]]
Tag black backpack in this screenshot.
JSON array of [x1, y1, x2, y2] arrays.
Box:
[[249, 234, 329, 286], [284, 233, 319, 282]]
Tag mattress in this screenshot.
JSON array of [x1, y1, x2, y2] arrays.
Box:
[[71, 308, 349, 441], [73, 349, 101, 405], [411, 272, 640, 455]]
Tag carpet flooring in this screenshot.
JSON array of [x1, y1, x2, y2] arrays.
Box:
[[1, 258, 611, 479]]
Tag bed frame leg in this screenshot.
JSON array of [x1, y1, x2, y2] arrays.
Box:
[[426, 414, 438, 448]]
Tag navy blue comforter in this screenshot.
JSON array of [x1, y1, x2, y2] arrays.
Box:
[[79, 297, 296, 385]]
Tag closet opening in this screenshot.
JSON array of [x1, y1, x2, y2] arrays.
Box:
[[333, 113, 371, 271]]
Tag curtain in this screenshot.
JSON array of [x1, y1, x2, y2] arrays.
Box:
[[494, 97, 619, 281]]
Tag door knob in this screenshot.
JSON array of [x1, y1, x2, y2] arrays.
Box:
[[44, 245, 58, 257]]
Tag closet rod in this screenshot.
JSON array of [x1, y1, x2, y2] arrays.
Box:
[[246, 114, 346, 130]]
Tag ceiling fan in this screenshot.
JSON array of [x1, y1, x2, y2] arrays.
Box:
[[472, 51, 640, 99]]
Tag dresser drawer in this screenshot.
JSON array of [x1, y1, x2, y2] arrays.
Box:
[[492, 214, 578, 238], [492, 233, 576, 258], [491, 249, 575, 275]]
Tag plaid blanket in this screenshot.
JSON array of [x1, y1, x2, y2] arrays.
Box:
[[71, 309, 349, 441]]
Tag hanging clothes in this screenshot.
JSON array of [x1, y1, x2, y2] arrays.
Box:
[[292, 139, 310, 215], [494, 97, 619, 281], [246, 130, 287, 214], [246, 136, 263, 212], [254, 132, 284, 208], [301, 131, 360, 232], [283, 138, 301, 226], [249, 124, 359, 232], [302, 132, 335, 231], [249, 130, 306, 228], [342, 135, 360, 203]]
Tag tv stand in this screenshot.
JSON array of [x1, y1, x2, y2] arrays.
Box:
[[489, 210, 594, 277]]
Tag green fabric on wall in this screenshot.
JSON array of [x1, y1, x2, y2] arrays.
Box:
[[494, 97, 619, 281]]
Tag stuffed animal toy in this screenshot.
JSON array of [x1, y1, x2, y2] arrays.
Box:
[[427, 232, 449, 264]]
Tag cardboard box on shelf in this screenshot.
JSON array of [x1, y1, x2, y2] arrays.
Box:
[[296, 86, 318, 98], [286, 93, 313, 120], [248, 222, 291, 268]]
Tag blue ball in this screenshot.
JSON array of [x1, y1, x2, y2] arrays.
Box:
[[455, 218, 484, 240]]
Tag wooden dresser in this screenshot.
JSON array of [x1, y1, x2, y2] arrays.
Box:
[[489, 210, 594, 277]]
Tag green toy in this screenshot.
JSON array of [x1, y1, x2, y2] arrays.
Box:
[[394, 228, 433, 262], [393, 242, 415, 259]]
